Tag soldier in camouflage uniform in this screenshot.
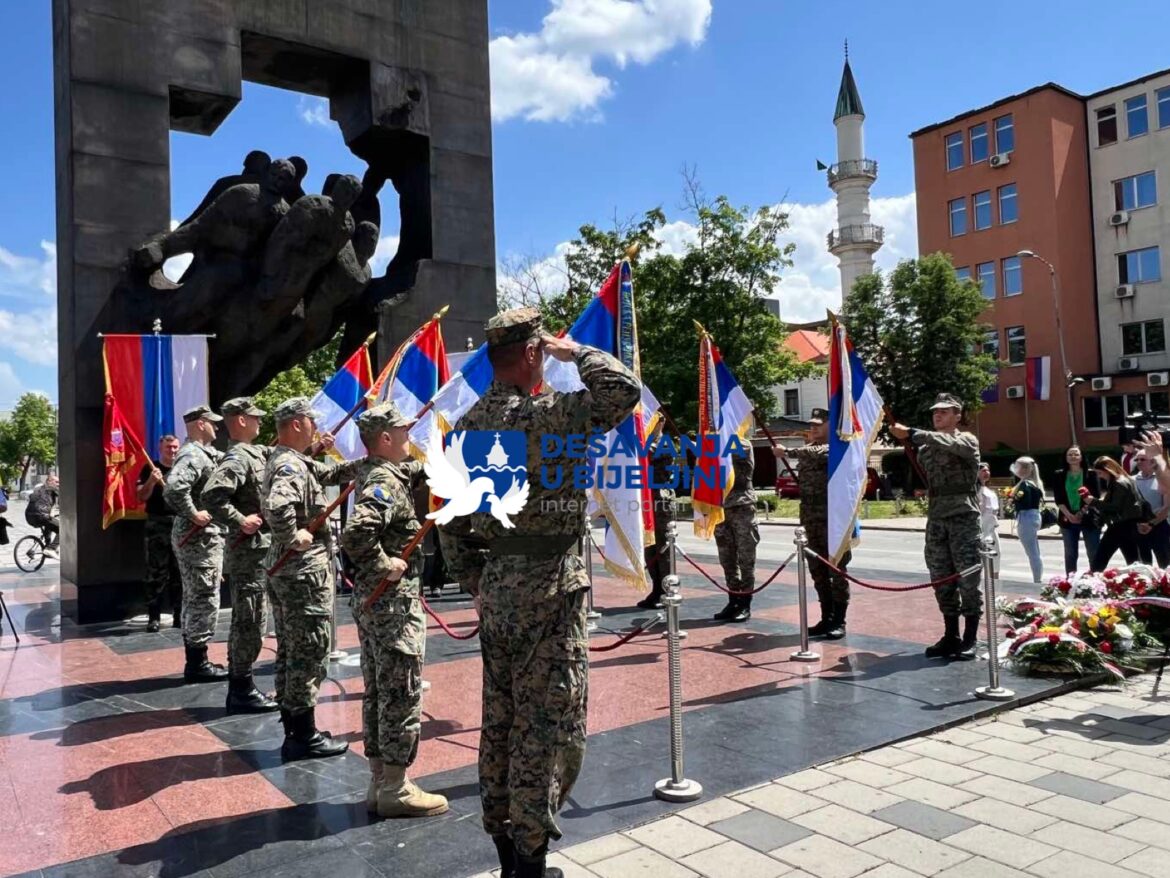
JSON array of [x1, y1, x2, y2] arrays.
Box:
[[137, 434, 182, 632], [263, 396, 364, 761], [202, 397, 279, 714], [638, 445, 676, 610], [891, 393, 983, 660], [164, 405, 229, 682], [786, 408, 851, 639], [341, 402, 448, 819], [713, 449, 760, 623], [440, 307, 640, 878]]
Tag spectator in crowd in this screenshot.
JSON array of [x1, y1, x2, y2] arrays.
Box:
[[1010, 456, 1045, 583], [976, 463, 1000, 565], [25, 474, 59, 556], [1121, 441, 1139, 475], [1136, 431, 1170, 494], [1053, 445, 1101, 575], [1085, 456, 1144, 571], [1134, 451, 1170, 567]]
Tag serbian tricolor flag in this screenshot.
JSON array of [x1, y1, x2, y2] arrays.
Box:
[[102, 393, 150, 529], [312, 337, 374, 461], [1026, 356, 1051, 401], [827, 312, 885, 563], [692, 325, 755, 539], [371, 308, 451, 456]]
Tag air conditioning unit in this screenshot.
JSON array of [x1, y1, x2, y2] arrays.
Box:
[[1150, 372, 1170, 387], [1119, 357, 1141, 371], [989, 152, 1011, 168], [1005, 385, 1025, 399], [1109, 210, 1130, 227], [1116, 284, 1136, 299], [1091, 376, 1113, 391]]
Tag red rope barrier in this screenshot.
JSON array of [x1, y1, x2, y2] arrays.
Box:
[[420, 595, 480, 640], [588, 615, 663, 652], [801, 547, 980, 592], [675, 547, 796, 595]]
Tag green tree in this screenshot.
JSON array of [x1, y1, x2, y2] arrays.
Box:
[[253, 333, 343, 443], [841, 252, 998, 435], [0, 393, 57, 487]]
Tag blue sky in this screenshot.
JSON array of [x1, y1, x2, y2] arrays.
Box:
[[2, 0, 1168, 407]]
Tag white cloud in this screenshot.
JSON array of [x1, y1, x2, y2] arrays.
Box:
[[0, 240, 56, 304], [0, 240, 59, 368], [0, 306, 57, 366], [0, 361, 23, 406], [370, 235, 401, 277], [298, 96, 331, 127], [491, 0, 712, 122]]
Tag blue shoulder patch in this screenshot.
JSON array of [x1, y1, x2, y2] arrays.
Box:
[[278, 463, 296, 476]]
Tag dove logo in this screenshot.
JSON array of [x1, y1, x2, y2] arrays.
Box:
[[424, 430, 531, 529]]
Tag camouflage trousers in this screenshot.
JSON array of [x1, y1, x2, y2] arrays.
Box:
[[479, 588, 588, 857], [224, 544, 268, 676], [267, 580, 285, 704], [715, 506, 759, 597], [268, 561, 332, 715], [925, 512, 983, 617], [173, 527, 224, 647], [353, 604, 424, 766], [143, 517, 181, 615], [804, 519, 851, 604]]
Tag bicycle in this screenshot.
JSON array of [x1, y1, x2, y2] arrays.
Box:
[[14, 526, 57, 573]]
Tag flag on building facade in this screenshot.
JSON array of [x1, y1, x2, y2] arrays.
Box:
[[370, 309, 451, 455], [312, 338, 374, 461], [102, 393, 149, 528], [827, 313, 885, 563], [1026, 356, 1051, 401], [692, 325, 755, 540], [981, 377, 999, 404]]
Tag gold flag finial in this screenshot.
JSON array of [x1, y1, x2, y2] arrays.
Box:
[[624, 241, 642, 261], [433, 304, 450, 321]]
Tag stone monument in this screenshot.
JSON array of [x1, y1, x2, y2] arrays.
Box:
[[53, 0, 496, 622]]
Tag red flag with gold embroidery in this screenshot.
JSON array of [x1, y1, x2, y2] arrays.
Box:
[[102, 393, 149, 529]]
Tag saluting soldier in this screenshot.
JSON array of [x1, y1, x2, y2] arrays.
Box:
[[164, 405, 228, 682], [262, 397, 363, 761], [341, 402, 448, 819], [202, 397, 278, 714], [713, 449, 760, 623], [785, 407, 850, 639], [890, 393, 983, 660], [440, 307, 641, 878]]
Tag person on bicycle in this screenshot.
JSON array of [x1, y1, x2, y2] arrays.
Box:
[[25, 475, 59, 556]]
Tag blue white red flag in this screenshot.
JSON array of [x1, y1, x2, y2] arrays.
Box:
[[827, 313, 885, 563], [692, 325, 755, 539], [312, 338, 374, 461], [369, 308, 451, 451]]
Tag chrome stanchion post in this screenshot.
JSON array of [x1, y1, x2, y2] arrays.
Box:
[[653, 559, 702, 802], [975, 536, 1014, 701], [584, 532, 599, 632], [790, 527, 820, 663], [662, 518, 687, 640]]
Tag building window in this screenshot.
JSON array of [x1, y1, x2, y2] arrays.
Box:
[[783, 388, 799, 417], [983, 330, 1000, 359], [973, 190, 992, 230], [976, 262, 996, 299], [949, 197, 967, 236], [1084, 396, 1127, 430], [1108, 391, 1170, 418], [1160, 87, 1170, 129], [994, 114, 1014, 154], [945, 132, 964, 171], [998, 184, 1018, 224], [955, 266, 972, 283], [1002, 256, 1023, 296], [1154, 391, 1170, 417], [1118, 246, 1162, 284], [1114, 171, 1157, 211], [1006, 326, 1026, 364], [969, 123, 989, 163], [1126, 94, 1149, 138], [1121, 319, 1166, 356], [1097, 105, 1118, 146]]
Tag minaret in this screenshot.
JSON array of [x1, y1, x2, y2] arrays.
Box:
[[828, 44, 883, 299]]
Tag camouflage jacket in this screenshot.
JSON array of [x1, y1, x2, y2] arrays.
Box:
[[791, 444, 829, 524], [163, 441, 223, 535], [723, 450, 757, 509], [649, 454, 676, 527], [261, 445, 364, 572], [203, 440, 271, 551], [440, 346, 641, 599], [910, 429, 980, 518]]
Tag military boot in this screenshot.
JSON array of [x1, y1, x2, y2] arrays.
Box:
[[225, 673, 279, 714], [376, 764, 449, 817], [516, 846, 564, 878], [366, 757, 384, 813], [808, 601, 834, 637], [281, 708, 348, 762], [825, 602, 848, 640], [183, 644, 228, 682], [713, 599, 740, 621], [957, 615, 981, 660], [493, 836, 517, 878], [146, 601, 162, 633], [924, 616, 962, 659], [727, 595, 752, 623]]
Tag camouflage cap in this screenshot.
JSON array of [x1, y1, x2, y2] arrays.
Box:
[[358, 401, 415, 434], [220, 396, 265, 417], [183, 404, 223, 423], [485, 306, 543, 348], [273, 396, 321, 424], [930, 393, 963, 411], [808, 407, 829, 425]]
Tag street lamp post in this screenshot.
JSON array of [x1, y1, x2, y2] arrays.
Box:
[[1018, 250, 1077, 447]]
